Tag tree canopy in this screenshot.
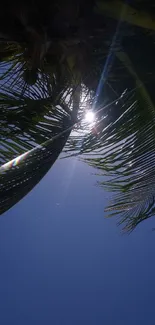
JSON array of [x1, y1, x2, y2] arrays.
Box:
[[1, 0, 155, 230]]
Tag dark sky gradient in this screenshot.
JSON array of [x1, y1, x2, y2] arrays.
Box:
[[0, 158, 155, 324]]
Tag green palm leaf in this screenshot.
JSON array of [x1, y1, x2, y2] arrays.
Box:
[[66, 44, 155, 231], [0, 84, 73, 164]]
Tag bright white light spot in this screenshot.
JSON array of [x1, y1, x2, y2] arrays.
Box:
[[84, 111, 95, 123]]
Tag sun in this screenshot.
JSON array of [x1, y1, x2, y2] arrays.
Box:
[[84, 111, 95, 123]]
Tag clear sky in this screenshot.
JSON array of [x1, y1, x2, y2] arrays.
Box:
[[0, 157, 155, 325]]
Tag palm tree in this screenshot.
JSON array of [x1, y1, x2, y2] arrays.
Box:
[[1, 0, 155, 230]]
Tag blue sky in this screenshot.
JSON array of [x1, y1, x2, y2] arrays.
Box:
[[0, 157, 155, 325]]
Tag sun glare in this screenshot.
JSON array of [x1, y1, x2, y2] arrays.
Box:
[[84, 111, 95, 124]]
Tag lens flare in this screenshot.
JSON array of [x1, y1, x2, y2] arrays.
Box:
[[84, 111, 95, 123]]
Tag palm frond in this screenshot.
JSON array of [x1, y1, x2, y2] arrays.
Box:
[[66, 43, 155, 231], [0, 81, 74, 163], [0, 124, 72, 215]]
